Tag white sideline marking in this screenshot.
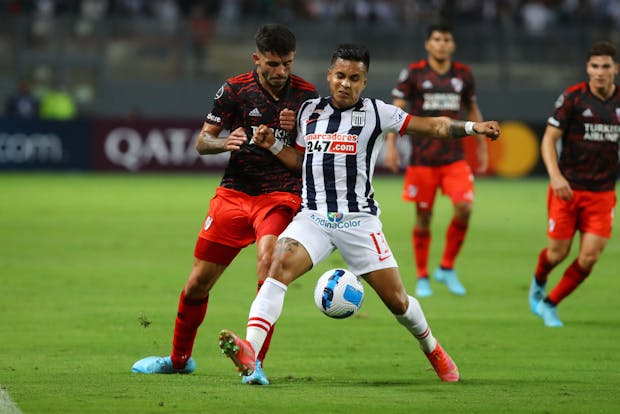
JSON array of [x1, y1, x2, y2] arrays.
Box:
[[0, 386, 23, 414]]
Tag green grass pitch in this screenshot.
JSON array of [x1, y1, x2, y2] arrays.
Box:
[[1, 173, 619, 413]]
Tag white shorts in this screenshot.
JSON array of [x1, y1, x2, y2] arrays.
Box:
[[278, 209, 398, 276]]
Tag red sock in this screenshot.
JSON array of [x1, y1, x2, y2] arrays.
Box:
[[440, 218, 468, 269], [534, 248, 556, 285], [413, 228, 430, 278], [170, 291, 208, 369], [256, 280, 275, 364], [548, 259, 590, 305]]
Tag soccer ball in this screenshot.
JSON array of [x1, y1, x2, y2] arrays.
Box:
[[313, 268, 364, 319]]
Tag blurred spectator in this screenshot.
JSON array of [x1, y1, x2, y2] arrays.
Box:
[[39, 81, 77, 120], [4, 79, 40, 119]]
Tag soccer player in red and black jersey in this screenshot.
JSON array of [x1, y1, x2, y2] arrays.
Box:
[[528, 41, 619, 327], [383, 22, 487, 298], [132, 23, 318, 383]]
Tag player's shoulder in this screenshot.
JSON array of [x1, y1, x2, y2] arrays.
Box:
[[452, 60, 473, 73], [408, 59, 427, 71], [289, 74, 317, 92], [564, 81, 588, 96], [226, 71, 255, 86]]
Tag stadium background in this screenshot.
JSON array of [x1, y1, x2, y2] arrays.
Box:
[[1, 0, 620, 177]]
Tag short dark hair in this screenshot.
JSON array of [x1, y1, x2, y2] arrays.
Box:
[[588, 40, 617, 62], [426, 22, 454, 39], [330, 44, 370, 72], [255, 23, 296, 56]]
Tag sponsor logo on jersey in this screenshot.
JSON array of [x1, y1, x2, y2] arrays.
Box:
[[422, 80, 433, 89], [582, 108, 593, 117], [206, 112, 222, 124], [310, 213, 361, 229], [249, 107, 261, 117], [583, 123, 620, 142], [250, 126, 288, 140], [327, 212, 344, 222], [422, 93, 460, 111], [616, 108, 620, 121], [306, 133, 358, 154]]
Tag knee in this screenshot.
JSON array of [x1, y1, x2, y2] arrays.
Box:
[[546, 246, 569, 265], [387, 292, 409, 315], [578, 252, 600, 270], [454, 202, 472, 222]]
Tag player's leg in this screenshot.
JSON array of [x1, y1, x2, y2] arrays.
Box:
[[402, 166, 438, 297], [240, 211, 289, 384], [132, 246, 234, 374], [539, 201, 611, 327], [219, 211, 321, 378], [133, 187, 249, 374], [364, 267, 459, 382], [434, 161, 474, 295], [532, 187, 579, 325]]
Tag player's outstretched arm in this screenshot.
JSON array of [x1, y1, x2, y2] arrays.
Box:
[[406, 116, 500, 141]]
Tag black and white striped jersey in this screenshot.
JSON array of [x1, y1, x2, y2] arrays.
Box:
[[293, 96, 410, 216]]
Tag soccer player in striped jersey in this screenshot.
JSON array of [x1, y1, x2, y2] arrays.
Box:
[[384, 22, 487, 298], [218, 44, 500, 382], [528, 40, 619, 327], [132, 23, 318, 385]]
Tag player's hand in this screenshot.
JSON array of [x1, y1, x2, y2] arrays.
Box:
[[550, 175, 573, 201], [252, 124, 275, 149], [383, 147, 400, 174], [474, 121, 500, 140], [226, 127, 248, 151], [279, 109, 296, 132]]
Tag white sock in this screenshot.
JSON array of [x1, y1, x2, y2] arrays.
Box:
[[395, 295, 438, 353], [246, 277, 288, 356]]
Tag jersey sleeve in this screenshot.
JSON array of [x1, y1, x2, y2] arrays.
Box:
[[391, 67, 414, 100], [375, 99, 410, 135], [547, 89, 573, 130], [204, 82, 236, 130]]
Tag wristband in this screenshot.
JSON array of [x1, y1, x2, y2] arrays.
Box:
[[269, 139, 284, 155], [464, 121, 477, 135]]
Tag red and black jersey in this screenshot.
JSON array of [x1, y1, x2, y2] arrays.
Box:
[[392, 59, 477, 166], [548, 81, 620, 191], [205, 70, 318, 196]]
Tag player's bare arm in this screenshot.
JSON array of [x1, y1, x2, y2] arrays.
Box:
[[467, 102, 489, 173], [541, 125, 573, 201], [252, 124, 304, 173], [195, 123, 247, 155], [406, 116, 500, 140]]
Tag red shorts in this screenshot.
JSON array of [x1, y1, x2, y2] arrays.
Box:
[[547, 186, 616, 239], [401, 160, 474, 210], [194, 187, 301, 264]]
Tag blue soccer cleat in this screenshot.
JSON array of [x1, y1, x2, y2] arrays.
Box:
[[242, 360, 269, 385], [536, 301, 564, 327], [528, 277, 546, 315], [434, 267, 466, 295], [415, 277, 433, 297], [131, 356, 196, 374]]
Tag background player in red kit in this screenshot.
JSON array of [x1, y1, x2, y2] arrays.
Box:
[[383, 22, 487, 298], [132, 23, 318, 384], [528, 40, 619, 327]]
